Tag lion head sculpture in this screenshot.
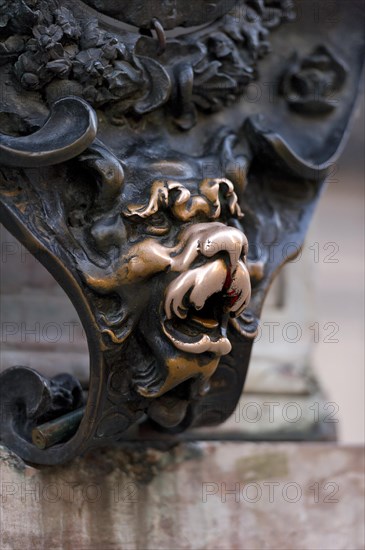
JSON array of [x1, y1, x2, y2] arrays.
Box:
[[68, 135, 252, 428]]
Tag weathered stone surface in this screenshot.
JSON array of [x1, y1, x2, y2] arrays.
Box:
[[246, 244, 318, 397], [0, 443, 363, 549]]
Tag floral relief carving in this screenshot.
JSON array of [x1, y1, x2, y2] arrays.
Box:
[[1, 0, 294, 127], [280, 45, 348, 114]]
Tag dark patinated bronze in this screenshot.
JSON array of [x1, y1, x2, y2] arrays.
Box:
[[0, 0, 363, 464], [32, 407, 86, 450]]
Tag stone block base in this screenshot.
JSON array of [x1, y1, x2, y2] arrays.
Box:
[[0, 442, 363, 549]]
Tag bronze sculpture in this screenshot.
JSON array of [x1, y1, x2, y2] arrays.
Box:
[[0, 0, 363, 464]]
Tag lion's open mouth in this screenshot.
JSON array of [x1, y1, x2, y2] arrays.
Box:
[[162, 258, 251, 355]]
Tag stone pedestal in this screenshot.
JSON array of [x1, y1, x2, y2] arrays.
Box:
[[0, 443, 363, 549]]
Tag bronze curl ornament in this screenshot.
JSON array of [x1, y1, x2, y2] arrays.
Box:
[[0, 0, 364, 464], [0, 97, 98, 166]]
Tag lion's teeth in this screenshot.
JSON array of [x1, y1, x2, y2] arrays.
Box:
[[190, 315, 219, 329], [189, 260, 226, 309], [171, 298, 187, 319], [177, 305, 188, 319]]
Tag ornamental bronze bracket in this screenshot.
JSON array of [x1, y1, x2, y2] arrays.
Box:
[[0, 0, 363, 464]]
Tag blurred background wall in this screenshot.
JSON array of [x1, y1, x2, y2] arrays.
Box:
[[308, 92, 364, 443]]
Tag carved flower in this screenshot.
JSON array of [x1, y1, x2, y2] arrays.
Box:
[[103, 62, 142, 98], [0, 35, 25, 59], [33, 24, 63, 51], [14, 36, 71, 90], [14, 48, 50, 89], [79, 18, 105, 49], [280, 45, 347, 114], [0, 0, 37, 34], [261, 0, 296, 29], [83, 85, 114, 105], [46, 57, 72, 78], [233, 8, 270, 59], [54, 7, 81, 40], [193, 57, 237, 111], [73, 50, 106, 85], [101, 37, 126, 61], [0, 10, 9, 29]]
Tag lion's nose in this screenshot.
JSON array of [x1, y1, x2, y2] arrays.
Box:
[[197, 223, 248, 271], [171, 222, 248, 273]]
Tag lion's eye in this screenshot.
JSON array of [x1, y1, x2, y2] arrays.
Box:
[[146, 212, 170, 235]]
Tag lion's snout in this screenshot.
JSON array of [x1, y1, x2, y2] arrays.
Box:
[[162, 222, 251, 357]]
